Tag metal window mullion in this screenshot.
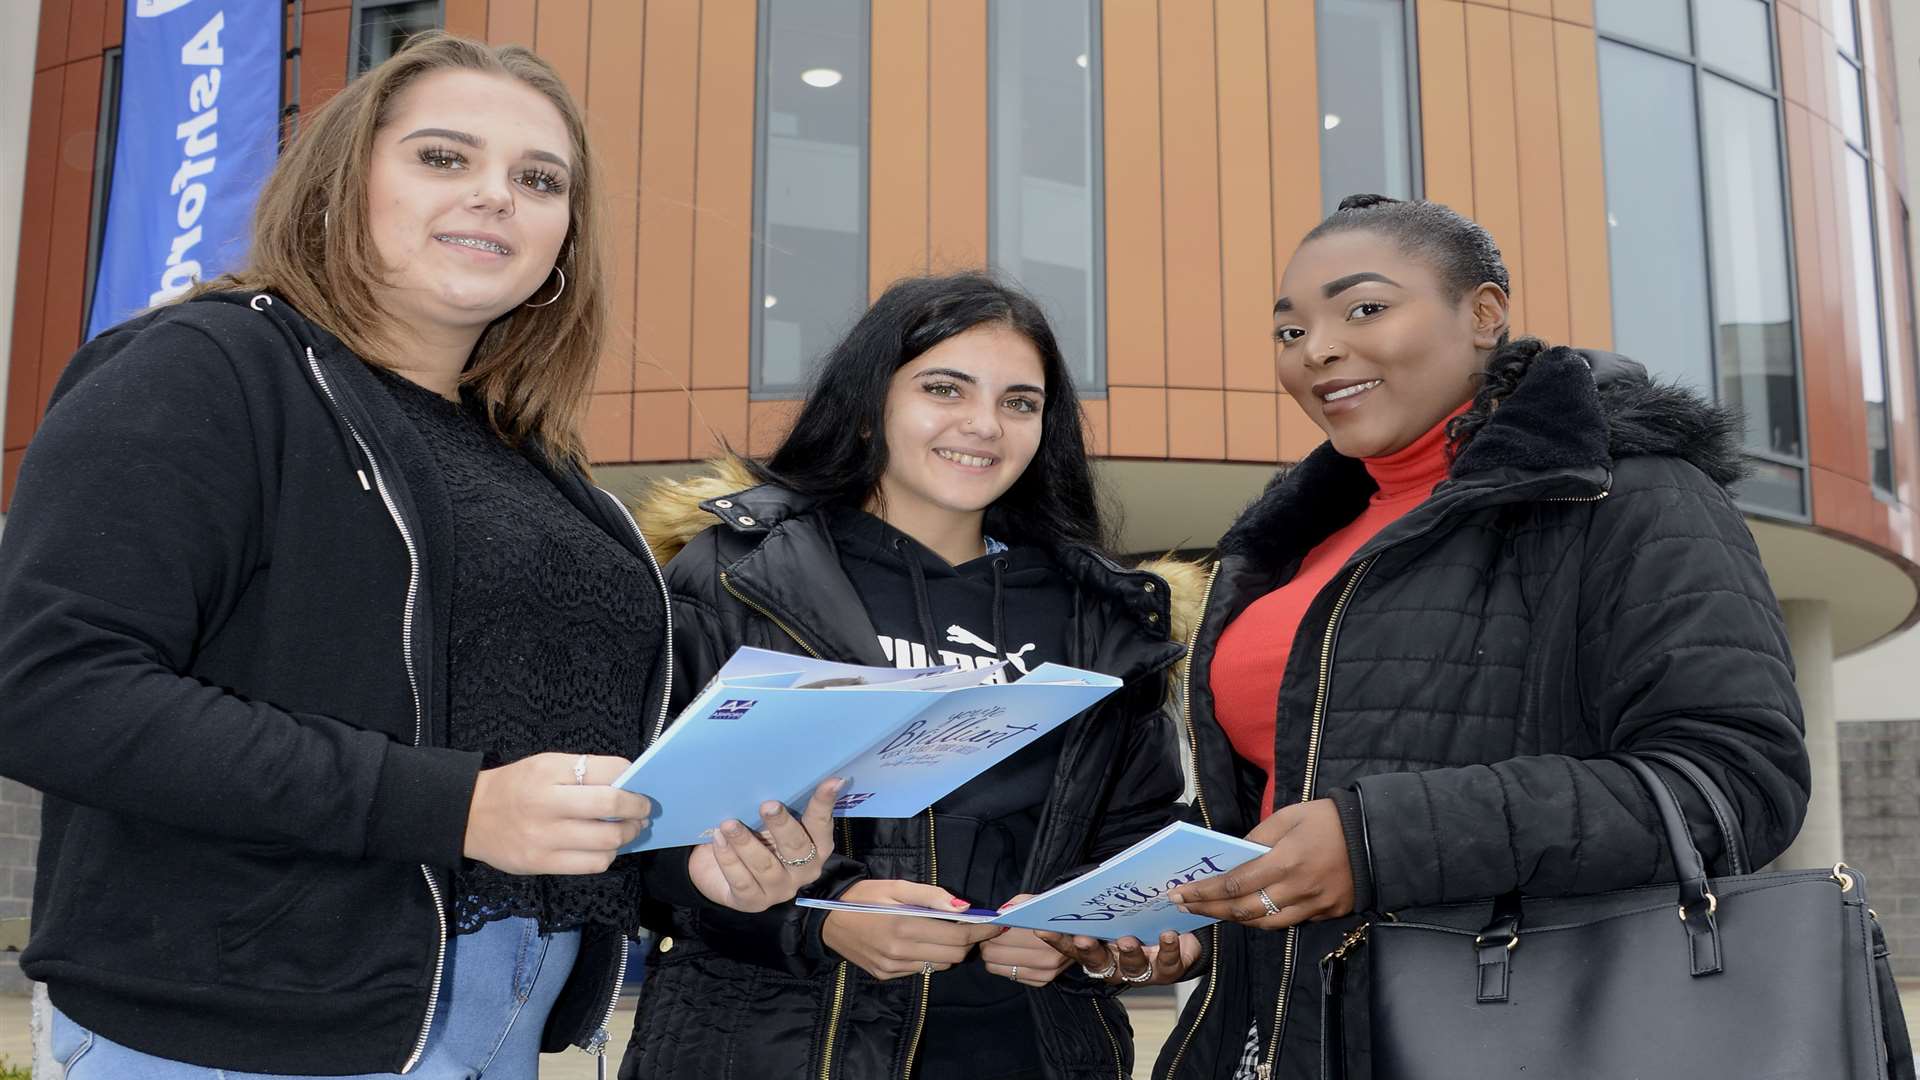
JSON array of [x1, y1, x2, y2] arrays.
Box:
[[1088, 0, 1107, 394], [1404, 0, 1425, 203], [747, 0, 773, 397]]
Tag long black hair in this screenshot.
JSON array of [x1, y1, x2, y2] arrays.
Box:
[[1302, 193, 1527, 456], [752, 271, 1106, 551]]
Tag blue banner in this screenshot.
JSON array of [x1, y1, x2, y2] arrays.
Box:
[[86, 0, 281, 339]]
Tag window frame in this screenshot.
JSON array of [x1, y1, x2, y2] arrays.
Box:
[[1831, 0, 1896, 498], [985, 0, 1108, 396], [81, 47, 124, 337], [350, 0, 445, 79], [1597, 0, 1812, 522], [748, 0, 872, 399], [1315, 0, 1426, 216]]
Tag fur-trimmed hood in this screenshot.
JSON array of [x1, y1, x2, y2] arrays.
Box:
[[1217, 342, 1746, 564], [632, 457, 1209, 652]]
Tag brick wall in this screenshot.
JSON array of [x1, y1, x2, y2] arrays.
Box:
[[1839, 718, 1920, 978], [0, 777, 39, 994]]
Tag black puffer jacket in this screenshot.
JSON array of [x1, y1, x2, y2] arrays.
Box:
[[1154, 345, 1810, 1080], [621, 463, 1195, 1080]]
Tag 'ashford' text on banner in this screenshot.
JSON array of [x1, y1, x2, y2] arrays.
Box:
[[87, 0, 279, 338]]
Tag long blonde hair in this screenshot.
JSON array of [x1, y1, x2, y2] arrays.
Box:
[[195, 31, 606, 464]]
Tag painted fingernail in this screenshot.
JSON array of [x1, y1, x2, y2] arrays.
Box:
[[950, 898, 970, 908]]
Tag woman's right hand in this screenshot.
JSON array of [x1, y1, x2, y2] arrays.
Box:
[[1034, 928, 1202, 986], [463, 753, 653, 875], [821, 880, 1006, 980]]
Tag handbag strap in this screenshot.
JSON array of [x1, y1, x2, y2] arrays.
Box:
[[1612, 753, 1724, 976], [1640, 749, 1748, 875]]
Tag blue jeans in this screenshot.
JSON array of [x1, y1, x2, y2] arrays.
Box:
[[52, 915, 583, 1079]]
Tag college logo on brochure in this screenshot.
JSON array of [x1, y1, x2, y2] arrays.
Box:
[[710, 699, 757, 721], [832, 791, 876, 813]]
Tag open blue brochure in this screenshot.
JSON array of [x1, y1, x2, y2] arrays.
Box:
[[613, 647, 1121, 852], [796, 821, 1272, 940]]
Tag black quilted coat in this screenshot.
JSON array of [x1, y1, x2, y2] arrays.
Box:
[[621, 469, 1193, 1080], [1153, 344, 1811, 1080]]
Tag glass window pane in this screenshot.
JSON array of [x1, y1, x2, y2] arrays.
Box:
[[1698, 0, 1775, 89], [1596, 0, 1692, 53], [754, 0, 868, 395], [1833, 0, 1860, 58], [1598, 43, 1714, 392], [1843, 151, 1894, 491], [990, 0, 1102, 391], [1316, 0, 1414, 215], [356, 1, 441, 76], [1700, 74, 1801, 459], [1837, 58, 1866, 147], [1737, 458, 1807, 516]]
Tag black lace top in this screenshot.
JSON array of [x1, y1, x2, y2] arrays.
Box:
[[376, 365, 664, 935]]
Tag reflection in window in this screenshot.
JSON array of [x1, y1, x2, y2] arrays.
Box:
[[1597, 43, 1713, 392], [752, 0, 868, 396], [1697, 0, 1774, 89], [1315, 0, 1416, 215], [353, 1, 441, 77], [1595, 0, 1691, 53], [1596, 0, 1805, 516], [990, 0, 1102, 390], [1845, 155, 1893, 492], [1700, 75, 1800, 461]]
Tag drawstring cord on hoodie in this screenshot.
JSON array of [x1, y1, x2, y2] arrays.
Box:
[[892, 536, 1014, 677]]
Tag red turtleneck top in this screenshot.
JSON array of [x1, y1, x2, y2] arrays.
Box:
[[1211, 413, 1457, 815]]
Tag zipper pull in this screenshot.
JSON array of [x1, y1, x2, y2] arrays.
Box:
[[356, 469, 371, 492], [1255, 1065, 1273, 1080]]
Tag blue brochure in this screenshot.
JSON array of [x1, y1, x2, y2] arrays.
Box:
[[613, 647, 1121, 852], [797, 821, 1272, 940]]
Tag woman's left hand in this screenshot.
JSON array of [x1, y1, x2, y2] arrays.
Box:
[[688, 778, 842, 913], [1167, 799, 1354, 929], [977, 895, 1073, 987]]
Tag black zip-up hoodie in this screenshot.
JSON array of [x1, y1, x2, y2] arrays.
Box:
[[0, 293, 670, 1073]]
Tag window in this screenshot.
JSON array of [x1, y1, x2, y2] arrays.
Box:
[[1315, 0, 1419, 215], [1830, 0, 1894, 494], [989, 0, 1103, 390], [751, 0, 868, 397], [1596, 0, 1807, 517], [82, 48, 125, 337], [353, 1, 442, 78]]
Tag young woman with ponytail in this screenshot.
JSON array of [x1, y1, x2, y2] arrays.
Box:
[[1042, 195, 1811, 1079]]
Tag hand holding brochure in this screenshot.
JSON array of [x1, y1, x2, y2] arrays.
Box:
[[613, 647, 1120, 852], [797, 821, 1272, 941]]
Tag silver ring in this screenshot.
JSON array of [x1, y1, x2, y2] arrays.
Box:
[[1008, 965, 1019, 981], [1121, 964, 1154, 984], [1257, 888, 1281, 918], [1081, 955, 1118, 980], [778, 841, 818, 868], [572, 753, 588, 785]]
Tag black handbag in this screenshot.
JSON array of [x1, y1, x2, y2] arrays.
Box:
[[1321, 750, 1916, 1080]]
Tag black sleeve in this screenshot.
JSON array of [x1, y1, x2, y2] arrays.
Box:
[[1351, 458, 1809, 911], [0, 320, 481, 867], [634, 539, 870, 977]]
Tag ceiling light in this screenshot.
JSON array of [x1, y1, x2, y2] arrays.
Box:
[[764, 295, 779, 308], [1323, 114, 1342, 130], [801, 68, 843, 88], [1075, 54, 1089, 68]]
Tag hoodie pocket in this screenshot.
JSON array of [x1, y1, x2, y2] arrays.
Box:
[[216, 858, 418, 992]]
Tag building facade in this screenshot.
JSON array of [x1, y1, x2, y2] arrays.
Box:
[[5, 0, 1920, 979]]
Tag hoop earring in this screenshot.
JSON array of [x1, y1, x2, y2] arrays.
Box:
[[524, 267, 566, 308]]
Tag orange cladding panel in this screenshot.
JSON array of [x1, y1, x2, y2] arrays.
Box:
[[1159, 0, 1224, 390], [1219, 0, 1276, 394], [1555, 20, 1611, 349], [586, 0, 645, 395], [1511, 12, 1570, 344], [691, 0, 758, 390], [635, 0, 701, 396], [1417, 0, 1474, 213], [535, 0, 591, 101], [1268, 0, 1322, 280], [869, 0, 930, 297], [37, 57, 103, 425], [1465, 4, 1526, 333], [928, 0, 987, 270], [6, 67, 63, 453], [1102, 0, 1167, 388]]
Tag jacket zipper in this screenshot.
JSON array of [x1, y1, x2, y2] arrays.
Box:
[[716, 571, 850, 1080], [1090, 997, 1126, 1080], [1256, 557, 1374, 1080], [899, 809, 939, 1079], [1161, 561, 1222, 1080], [304, 351, 447, 1074]]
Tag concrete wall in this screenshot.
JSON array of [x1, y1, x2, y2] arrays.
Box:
[[1838, 719, 1920, 978]]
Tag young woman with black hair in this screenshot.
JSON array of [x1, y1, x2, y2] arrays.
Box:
[[619, 271, 1199, 1080], [1041, 195, 1811, 1080]]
